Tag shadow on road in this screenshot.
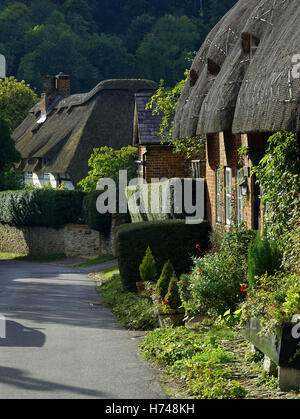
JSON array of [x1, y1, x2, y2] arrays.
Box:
[[0, 260, 121, 330], [0, 321, 46, 348], [0, 366, 109, 398]]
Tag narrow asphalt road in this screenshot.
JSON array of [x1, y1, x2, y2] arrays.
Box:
[[0, 260, 166, 399]]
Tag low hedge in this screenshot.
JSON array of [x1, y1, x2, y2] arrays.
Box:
[[116, 219, 210, 292], [0, 190, 85, 228]]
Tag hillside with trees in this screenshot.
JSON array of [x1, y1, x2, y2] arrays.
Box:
[[0, 0, 238, 93]]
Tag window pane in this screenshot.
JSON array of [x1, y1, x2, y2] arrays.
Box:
[[225, 167, 232, 225]]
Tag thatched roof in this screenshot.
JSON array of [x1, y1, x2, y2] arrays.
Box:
[[13, 79, 158, 184], [134, 93, 163, 145], [174, 0, 300, 138]]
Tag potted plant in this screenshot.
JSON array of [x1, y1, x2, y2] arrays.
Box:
[[158, 274, 185, 327], [138, 246, 157, 296]]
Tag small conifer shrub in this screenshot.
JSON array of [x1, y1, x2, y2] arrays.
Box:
[[156, 260, 175, 299], [165, 275, 182, 310], [139, 246, 157, 282], [248, 232, 282, 287]]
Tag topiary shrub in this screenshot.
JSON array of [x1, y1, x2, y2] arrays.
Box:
[[156, 260, 175, 299], [164, 274, 182, 310], [247, 232, 282, 288], [139, 246, 157, 282], [116, 219, 210, 292]]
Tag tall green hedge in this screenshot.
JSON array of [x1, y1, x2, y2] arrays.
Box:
[[116, 220, 210, 292], [82, 191, 112, 234], [0, 190, 85, 228]]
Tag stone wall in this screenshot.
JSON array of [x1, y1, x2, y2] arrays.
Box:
[[0, 223, 100, 257], [0, 215, 127, 257]]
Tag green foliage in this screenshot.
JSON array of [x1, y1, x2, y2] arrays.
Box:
[[139, 246, 157, 282], [127, 178, 202, 223], [140, 326, 247, 399], [78, 146, 138, 192], [82, 191, 111, 233], [252, 132, 299, 255], [0, 0, 238, 92], [0, 168, 24, 192], [136, 15, 201, 87], [180, 225, 256, 319], [0, 118, 21, 172], [156, 260, 175, 299], [99, 275, 158, 330], [146, 71, 206, 157], [0, 77, 38, 132], [0, 189, 84, 228], [247, 232, 282, 288], [164, 274, 182, 310], [116, 219, 210, 292], [0, 117, 22, 192], [239, 272, 299, 336]]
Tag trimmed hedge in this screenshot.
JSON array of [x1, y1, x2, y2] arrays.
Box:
[[116, 220, 210, 292], [82, 191, 112, 234], [0, 190, 85, 228], [127, 178, 203, 223]]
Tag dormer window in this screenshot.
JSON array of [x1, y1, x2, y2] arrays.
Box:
[[241, 33, 260, 60], [207, 58, 221, 79], [189, 69, 199, 87]]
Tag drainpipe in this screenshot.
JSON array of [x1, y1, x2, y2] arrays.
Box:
[[142, 145, 151, 181]]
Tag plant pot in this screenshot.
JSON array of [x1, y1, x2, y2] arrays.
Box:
[[136, 281, 145, 297], [158, 309, 185, 328]]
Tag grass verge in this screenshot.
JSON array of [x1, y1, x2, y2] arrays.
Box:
[[93, 269, 300, 399], [96, 271, 158, 330], [75, 254, 115, 267]]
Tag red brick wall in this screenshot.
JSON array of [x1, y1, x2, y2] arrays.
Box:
[[206, 131, 267, 231], [139, 145, 191, 182]]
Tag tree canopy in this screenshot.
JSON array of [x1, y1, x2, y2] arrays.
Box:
[[0, 0, 238, 93], [0, 76, 38, 132]]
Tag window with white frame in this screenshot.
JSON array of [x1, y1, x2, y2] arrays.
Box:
[[225, 167, 233, 226], [216, 167, 222, 224], [191, 160, 202, 179], [236, 168, 244, 225]]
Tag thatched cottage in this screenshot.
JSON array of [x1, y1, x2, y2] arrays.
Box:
[[174, 0, 300, 231], [13, 75, 158, 189]]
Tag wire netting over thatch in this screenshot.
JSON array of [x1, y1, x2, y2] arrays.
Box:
[[173, 0, 300, 138]]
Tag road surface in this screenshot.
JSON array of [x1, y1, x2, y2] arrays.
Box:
[[0, 259, 165, 399]]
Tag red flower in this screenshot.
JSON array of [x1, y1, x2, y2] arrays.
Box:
[[240, 284, 247, 296], [198, 269, 203, 274], [213, 248, 218, 253], [196, 244, 201, 250]]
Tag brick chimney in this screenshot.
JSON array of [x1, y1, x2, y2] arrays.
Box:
[[55, 72, 71, 97], [42, 73, 71, 112]]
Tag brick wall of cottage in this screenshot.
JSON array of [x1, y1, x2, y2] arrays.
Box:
[[206, 131, 266, 231], [139, 145, 192, 182]]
